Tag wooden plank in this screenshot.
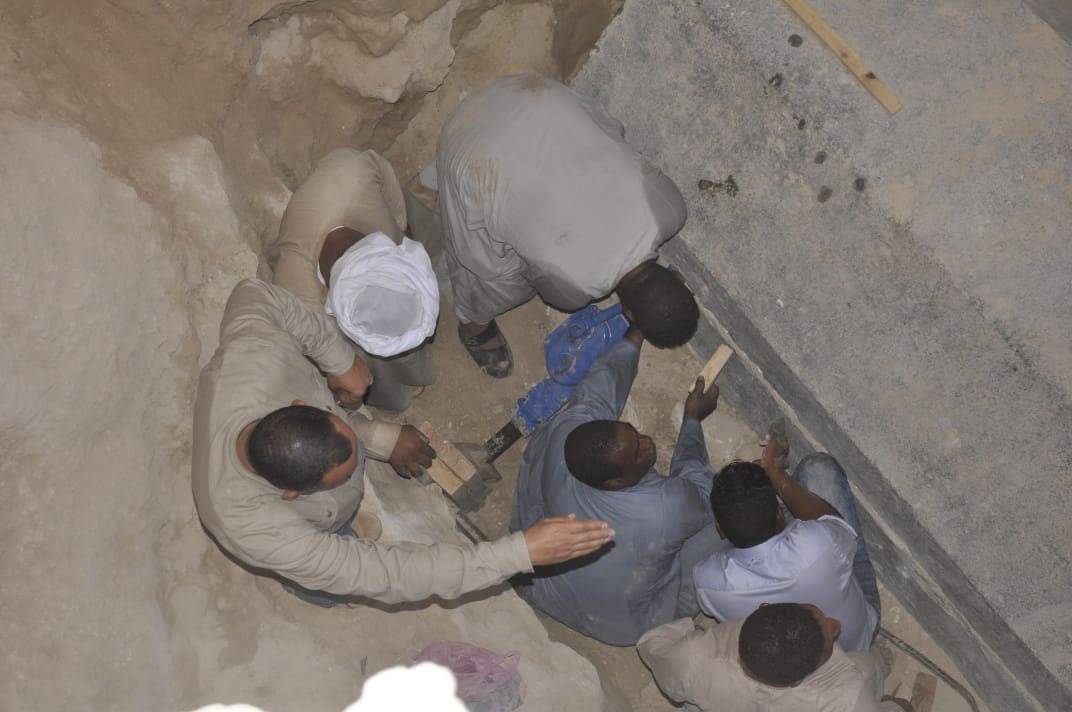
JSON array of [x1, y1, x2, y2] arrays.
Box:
[[418, 422, 478, 483], [699, 345, 734, 392], [780, 0, 903, 114], [911, 672, 938, 712], [423, 458, 465, 496]]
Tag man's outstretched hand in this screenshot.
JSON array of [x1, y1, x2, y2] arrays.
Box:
[[389, 424, 436, 478], [524, 514, 614, 566], [683, 377, 719, 421], [327, 356, 372, 408]]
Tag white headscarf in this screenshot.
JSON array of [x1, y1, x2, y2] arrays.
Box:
[[325, 232, 439, 357]]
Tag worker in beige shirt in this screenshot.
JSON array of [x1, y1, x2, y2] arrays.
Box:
[[638, 603, 914, 712], [268, 148, 436, 414], [191, 278, 614, 606]]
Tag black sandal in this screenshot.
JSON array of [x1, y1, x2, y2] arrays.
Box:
[[459, 320, 514, 378]]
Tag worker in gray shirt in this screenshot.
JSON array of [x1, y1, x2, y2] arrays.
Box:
[[510, 326, 724, 645], [427, 73, 696, 378]]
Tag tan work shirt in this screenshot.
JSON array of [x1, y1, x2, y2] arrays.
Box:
[[191, 279, 532, 600], [638, 618, 903, 712]]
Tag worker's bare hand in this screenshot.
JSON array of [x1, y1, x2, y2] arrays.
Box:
[[327, 356, 372, 408], [761, 433, 789, 473], [880, 696, 915, 712], [389, 424, 436, 478], [683, 377, 719, 421], [524, 514, 614, 567]]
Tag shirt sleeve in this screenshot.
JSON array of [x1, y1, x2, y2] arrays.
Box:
[[816, 515, 860, 564], [637, 618, 706, 705], [347, 410, 402, 462], [566, 339, 641, 421], [245, 524, 534, 603], [220, 279, 355, 376], [669, 417, 714, 494]]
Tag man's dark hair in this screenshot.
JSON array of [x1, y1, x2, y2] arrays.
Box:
[[710, 461, 780, 548], [618, 264, 698, 348], [564, 420, 623, 489], [248, 405, 353, 492], [739, 603, 826, 687]]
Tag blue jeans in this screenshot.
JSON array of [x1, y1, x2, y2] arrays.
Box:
[[793, 453, 881, 620], [282, 518, 354, 608]]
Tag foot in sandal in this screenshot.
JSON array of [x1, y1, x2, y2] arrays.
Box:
[[458, 320, 513, 378]]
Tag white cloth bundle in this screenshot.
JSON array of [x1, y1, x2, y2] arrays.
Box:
[[325, 232, 439, 357]]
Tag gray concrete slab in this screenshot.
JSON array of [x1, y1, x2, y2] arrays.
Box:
[[575, 1, 1072, 710], [1025, 0, 1072, 43]]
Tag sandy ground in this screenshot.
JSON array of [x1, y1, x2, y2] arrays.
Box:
[[384, 286, 987, 711]]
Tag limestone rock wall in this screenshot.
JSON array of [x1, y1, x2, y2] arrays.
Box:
[[0, 1, 618, 709]]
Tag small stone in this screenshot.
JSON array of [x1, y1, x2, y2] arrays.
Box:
[[768, 73, 783, 88], [793, 114, 806, 130], [698, 179, 714, 191], [817, 186, 833, 203], [814, 151, 827, 164], [788, 33, 803, 47], [854, 177, 867, 192]]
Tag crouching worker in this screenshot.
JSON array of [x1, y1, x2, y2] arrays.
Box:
[[638, 603, 915, 711], [510, 325, 723, 645], [192, 279, 614, 607], [694, 438, 880, 651], [268, 148, 437, 413]]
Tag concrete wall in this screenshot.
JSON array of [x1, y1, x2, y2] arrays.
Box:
[[1025, 0, 1072, 43], [575, 1, 1072, 709]]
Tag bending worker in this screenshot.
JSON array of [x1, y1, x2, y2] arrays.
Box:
[[191, 279, 614, 606], [426, 73, 698, 378], [269, 147, 437, 413], [510, 325, 722, 645]]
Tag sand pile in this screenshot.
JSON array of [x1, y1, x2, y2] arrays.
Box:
[[0, 1, 622, 708]]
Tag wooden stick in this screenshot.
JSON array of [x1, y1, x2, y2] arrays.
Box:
[[419, 422, 478, 483], [699, 345, 734, 392], [780, 0, 903, 114], [423, 458, 466, 496]]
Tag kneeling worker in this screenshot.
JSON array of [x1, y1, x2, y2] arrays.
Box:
[[510, 325, 722, 645], [192, 279, 613, 605]]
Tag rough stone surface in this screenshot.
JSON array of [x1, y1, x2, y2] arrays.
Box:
[[0, 1, 616, 709], [576, 1, 1072, 710]]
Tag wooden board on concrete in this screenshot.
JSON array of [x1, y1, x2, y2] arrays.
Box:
[[419, 422, 478, 483], [781, 0, 903, 114]]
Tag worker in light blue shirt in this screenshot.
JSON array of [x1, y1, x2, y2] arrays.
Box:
[[510, 325, 725, 646]]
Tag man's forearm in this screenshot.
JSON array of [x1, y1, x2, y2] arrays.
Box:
[[764, 463, 841, 521], [669, 418, 714, 493], [570, 339, 641, 419]]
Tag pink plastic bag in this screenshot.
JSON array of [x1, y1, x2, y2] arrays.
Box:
[[411, 641, 525, 712]]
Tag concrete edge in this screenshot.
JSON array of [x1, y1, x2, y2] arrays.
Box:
[[665, 239, 1070, 712]]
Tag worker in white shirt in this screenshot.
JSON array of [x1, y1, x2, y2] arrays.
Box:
[[692, 434, 880, 652]]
